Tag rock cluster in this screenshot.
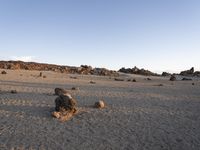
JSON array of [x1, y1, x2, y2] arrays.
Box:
[[119, 66, 159, 76], [0, 61, 119, 76]]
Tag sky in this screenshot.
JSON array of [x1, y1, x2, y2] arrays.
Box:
[[0, 0, 199, 73]]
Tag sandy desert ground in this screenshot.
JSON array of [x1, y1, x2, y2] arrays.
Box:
[[0, 69, 200, 150]]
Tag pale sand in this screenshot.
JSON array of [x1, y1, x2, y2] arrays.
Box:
[[0, 69, 200, 150]]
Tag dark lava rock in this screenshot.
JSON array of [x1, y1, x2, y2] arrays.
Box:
[[114, 78, 124, 81], [169, 75, 176, 81], [39, 72, 43, 77], [132, 79, 137, 82], [192, 83, 195, 85], [119, 66, 159, 76], [11, 90, 17, 94], [71, 87, 79, 90], [55, 88, 69, 96], [1, 70, 7, 74], [70, 76, 78, 79], [182, 78, 192, 81], [55, 94, 77, 112], [147, 78, 151, 81], [90, 81, 96, 84]]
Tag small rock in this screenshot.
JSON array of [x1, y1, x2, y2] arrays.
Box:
[[43, 75, 47, 78], [39, 72, 43, 77], [114, 78, 124, 81], [132, 79, 136, 82], [147, 78, 151, 80], [55, 88, 69, 96], [71, 87, 79, 90], [90, 81, 96, 84], [182, 78, 192, 81], [94, 100, 105, 109], [52, 111, 61, 118], [1, 71, 7, 74], [192, 83, 195, 85], [70, 76, 78, 79], [11, 90, 17, 94]]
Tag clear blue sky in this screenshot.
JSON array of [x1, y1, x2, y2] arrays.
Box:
[[0, 0, 199, 73]]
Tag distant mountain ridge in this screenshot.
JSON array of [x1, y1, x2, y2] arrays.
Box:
[[119, 66, 160, 76], [0, 60, 119, 76]]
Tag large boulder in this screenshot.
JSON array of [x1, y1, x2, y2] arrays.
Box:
[[52, 94, 77, 122], [55, 94, 77, 112], [169, 75, 176, 81]]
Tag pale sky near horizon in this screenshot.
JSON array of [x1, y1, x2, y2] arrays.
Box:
[[0, 0, 199, 73]]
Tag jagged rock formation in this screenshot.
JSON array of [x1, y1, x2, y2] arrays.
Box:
[[119, 66, 159, 76], [180, 67, 194, 76], [162, 72, 171, 76], [0, 61, 119, 76], [180, 67, 200, 77]]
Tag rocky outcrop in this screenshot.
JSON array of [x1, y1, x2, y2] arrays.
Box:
[[0, 61, 119, 76], [180, 67, 194, 76], [119, 66, 159, 76], [179, 67, 200, 77], [162, 72, 171, 76]]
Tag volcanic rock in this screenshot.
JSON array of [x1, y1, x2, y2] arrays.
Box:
[[180, 67, 194, 76], [55, 94, 77, 112], [114, 78, 124, 81], [162, 72, 171, 76], [11, 90, 17, 94], [0, 61, 119, 77], [119, 66, 159, 76], [1, 70, 7, 74], [52, 94, 77, 122], [169, 75, 176, 81], [182, 78, 192, 81], [55, 88, 69, 96], [94, 100, 105, 109]]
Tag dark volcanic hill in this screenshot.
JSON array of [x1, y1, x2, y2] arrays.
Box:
[[119, 66, 160, 76], [0, 61, 119, 76]]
